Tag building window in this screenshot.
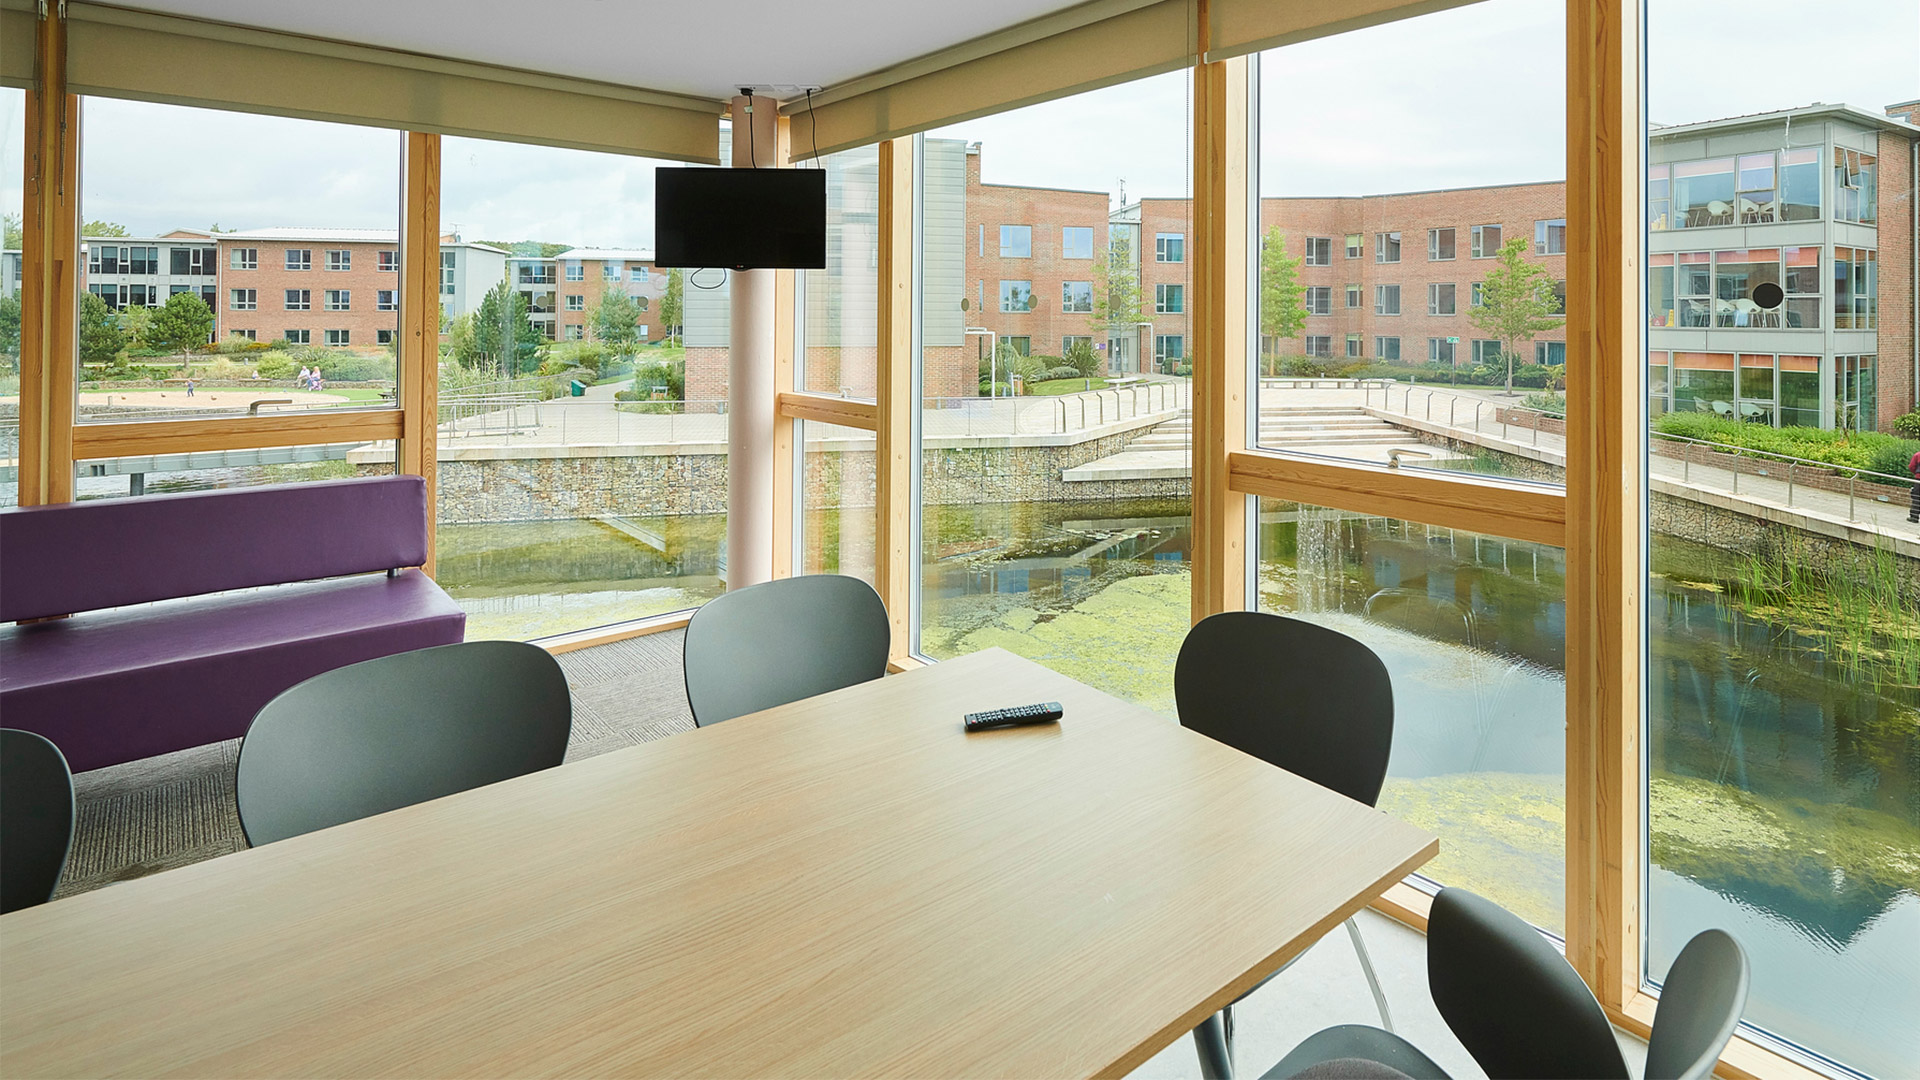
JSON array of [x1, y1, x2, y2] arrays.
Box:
[[1004, 336, 1032, 356], [1374, 336, 1400, 362], [231, 247, 258, 270], [565, 325, 585, 340], [170, 247, 216, 275], [285, 248, 312, 271], [1062, 280, 1093, 313], [999, 280, 1034, 313], [604, 264, 621, 281], [1304, 237, 1332, 266], [565, 294, 585, 311], [377, 290, 398, 312], [325, 249, 351, 271], [440, 251, 456, 295], [285, 289, 311, 310], [1304, 286, 1331, 316], [1428, 228, 1456, 261], [1375, 232, 1401, 263], [1552, 279, 1567, 315], [378, 250, 398, 272], [1471, 282, 1485, 308], [1062, 334, 1094, 354], [377, 329, 395, 345], [1374, 284, 1401, 316], [1428, 338, 1456, 365], [230, 329, 256, 341], [1470, 224, 1501, 258], [1154, 334, 1184, 363], [1428, 283, 1457, 316], [1155, 232, 1184, 263], [565, 263, 585, 281], [1305, 335, 1333, 358], [1834, 148, 1877, 224], [1782, 246, 1821, 329], [1535, 341, 1567, 365], [285, 329, 311, 344], [324, 289, 351, 311], [631, 266, 650, 282], [230, 288, 257, 311], [1344, 233, 1362, 259], [1345, 333, 1363, 358], [1000, 225, 1032, 258], [1534, 218, 1566, 256], [1155, 283, 1185, 314], [1833, 247, 1876, 330], [1062, 226, 1094, 260], [1345, 284, 1361, 309], [1472, 339, 1501, 364], [326, 329, 350, 346]]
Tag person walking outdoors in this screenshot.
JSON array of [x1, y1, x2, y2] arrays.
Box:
[[1908, 447, 1920, 524]]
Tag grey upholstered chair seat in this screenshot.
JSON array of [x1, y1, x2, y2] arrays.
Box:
[[1265, 1029, 1444, 1080], [682, 574, 890, 726], [1, 728, 75, 914]]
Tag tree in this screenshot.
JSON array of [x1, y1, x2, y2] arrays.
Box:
[[471, 280, 542, 376], [1468, 236, 1564, 396], [445, 312, 479, 368], [147, 292, 215, 355], [0, 294, 21, 369], [587, 283, 643, 355], [79, 292, 127, 365], [659, 268, 684, 345], [81, 220, 130, 237], [2, 212, 21, 250], [1259, 227, 1306, 367], [1091, 234, 1144, 368]]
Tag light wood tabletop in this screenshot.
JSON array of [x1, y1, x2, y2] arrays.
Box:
[[0, 647, 1436, 1079]]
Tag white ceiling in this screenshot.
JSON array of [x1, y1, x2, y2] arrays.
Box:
[[106, 0, 1094, 103]]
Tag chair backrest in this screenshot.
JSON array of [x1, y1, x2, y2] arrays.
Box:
[[1, 729, 76, 914], [1426, 888, 1630, 1080], [1645, 930, 1749, 1080], [1173, 611, 1393, 807], [682, 575, 890, 726], [235, 641, 572, 845]]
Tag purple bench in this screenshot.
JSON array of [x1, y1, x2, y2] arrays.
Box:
[[0, 476, 466, 772]]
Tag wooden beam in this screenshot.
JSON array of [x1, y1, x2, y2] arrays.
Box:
[[1188, 4, 1250, 624], [535, 610, 694, 655], [772, 115, 797, 579], [1227, 450, 1567, 548], [1564, 0, 1644, 1013], [873, 137, 915, 661], [397, 131, 441, 575], [17, 10, 77, 506], [775, 392, 879, 431], [71, 409, 403, 460]]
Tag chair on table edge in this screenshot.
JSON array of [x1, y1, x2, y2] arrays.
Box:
[[1175, 611, 1397, 1080], [1, 728, 76, 913], [682, 574, 890, 727], [235, 640, 572, 846], [1262, 887, 1750, 1080]]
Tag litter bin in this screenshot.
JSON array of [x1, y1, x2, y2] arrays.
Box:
[[569, 380, 586, 397]]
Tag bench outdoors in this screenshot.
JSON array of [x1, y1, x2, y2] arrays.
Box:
[[0, 476, 466, 772]]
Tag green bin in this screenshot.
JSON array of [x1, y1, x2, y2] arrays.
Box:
[[569, 380, 586, 397]]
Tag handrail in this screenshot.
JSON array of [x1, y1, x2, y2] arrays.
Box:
[[1650, 431, 1913, 486]]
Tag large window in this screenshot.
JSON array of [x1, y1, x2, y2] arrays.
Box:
[[999, 224, 1031, 258]]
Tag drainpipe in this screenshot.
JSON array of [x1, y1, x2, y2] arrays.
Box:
[[964, 327, 997, 395]]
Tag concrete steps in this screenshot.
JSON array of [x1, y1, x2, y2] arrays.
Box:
[[1119, 406, 1417, 452]]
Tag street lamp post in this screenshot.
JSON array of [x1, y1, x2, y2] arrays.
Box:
[[964, 327, 999, 397]]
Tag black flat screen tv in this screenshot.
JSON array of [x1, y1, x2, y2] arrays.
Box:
[[654, 168, 826, 270]]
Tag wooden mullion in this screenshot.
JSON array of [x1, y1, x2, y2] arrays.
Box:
[[398, 131, 441, 574], [873, 137, 914, 661], [1564, 0, 1644, 1014], [72, 410, 403, 460], [1227, 450, 1567, 548], [775, 392, 879, 431], [18, 9, 77, 506]]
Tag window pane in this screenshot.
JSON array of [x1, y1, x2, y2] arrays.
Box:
[[797, 419, 876, 584], [916, 71, 1191, 711], [71, 440, 392, 502], [77, 99, 400, 422], [2, 87, 21, 507], [799, 145, 879, 400], [438, 131, 726, 641], [1258, 499, 1568, 930], [1256, 0, 1567, 487], [1646, 3, 1920, 1073]]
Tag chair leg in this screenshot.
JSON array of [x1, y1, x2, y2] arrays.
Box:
[[1192, 1011, 1233, 1080], [1344, 916, 1394, 1033]]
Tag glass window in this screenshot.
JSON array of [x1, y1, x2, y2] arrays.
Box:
[[999, 224, 1032, 258], [1427, 337, 1455, 364], [1648, 165, 1671, 231], [1833, 148, 1877, 224], [377, 290, 397, 312], [323, 289, 350, 312], [1675, 252, 1712, 327], [1304, 236, 1333, 265], [1374, 336, 1400, 361], [1470, 223, 1502, 258], [325, 329, 350, 346], [999, 280, 1034, 312], [1374, 231, 1401, 263], [1711, 249, 1780, 328], [1346, 333, 1363, 357], [1061, 226, 1094, 260], [285, 289, 311, 310], [325, 249, 351, 271], [1472, 339, 1502, 364], [230, 289, 256, 311], [1648, 254, 1675, 328], [1780, 247, 1819, 329], [798, 145, 879, 400], [1305, 334, 1332, 358], [1154, 334, 1183, 363], [1832, 247, 1876, 330], [1778, 148, 1820, 221], [1427, 282, 1456, 316], [1155, 232, 1184, 262], [1534, 341, 1565, 366], [1533, 218, 1566, 255], [1374, 284, 1401, 316], [1304, 285, 1330, 316], [1155, 283, 1185, 314], [231, 247, 258, 270], [797, 419, 876, 586], [286, 248, 312, 271], [1669, 351, 1734, 415], [1734, 153, 1775, 223], [1346, 283, 1362, 308], [1673, 158, 1736, 227], [1062, 280, 1094, 313], [378, 250, 398, 272], [1428, 227, 1456, 260], [1004, 336, 1031, 356], [1345, 233, 1363, 258]]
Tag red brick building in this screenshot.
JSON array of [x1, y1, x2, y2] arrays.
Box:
[[210, 228, 406, 349]]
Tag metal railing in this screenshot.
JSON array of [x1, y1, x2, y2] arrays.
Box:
[[1363, 382, 1559, 447], [1651, 432, 1914, 523], [925, 380, 1187, 437]]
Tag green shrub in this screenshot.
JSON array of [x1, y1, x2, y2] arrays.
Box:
[[1523, 392, 1567, 417], [979, 380, 1010, 397], [1063, 339, 1100, 377], [632, 359, 684, 402], [255, 354, 297, 379], [1893, 411, 1920, 440], [1044, 365, 1082, 381], [312, 352, 396, 382], [1653, 413, 1920, 479]]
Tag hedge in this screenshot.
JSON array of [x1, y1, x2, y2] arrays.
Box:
[[1654, 412, 1920, 479]]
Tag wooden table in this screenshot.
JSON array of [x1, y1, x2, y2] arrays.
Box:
[[0, 648, 1436, 1078]]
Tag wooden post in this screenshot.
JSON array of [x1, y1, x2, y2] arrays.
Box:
[[398, 131, 442, 574], [1564, 0, 1643, 1012], [18, 8, 77, 506], [873, 137, 915, 661], [1189, 10, 1251, 624]]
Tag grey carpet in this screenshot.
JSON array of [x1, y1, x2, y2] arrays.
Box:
[[53, 630, 695, 900]]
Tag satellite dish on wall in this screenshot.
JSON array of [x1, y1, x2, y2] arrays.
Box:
[[1751, 281, 1784, 309]]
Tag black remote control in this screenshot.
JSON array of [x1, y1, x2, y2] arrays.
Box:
[[964, 702, 1063, 732]]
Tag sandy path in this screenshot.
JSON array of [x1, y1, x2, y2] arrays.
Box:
[[68, 390, 353, 409]]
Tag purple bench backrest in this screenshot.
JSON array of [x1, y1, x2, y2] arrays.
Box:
[[0, 476, 430, 622]]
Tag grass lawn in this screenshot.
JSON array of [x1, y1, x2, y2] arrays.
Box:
[[324, 387, 391, 403], [1026, 377, 1110, 396]]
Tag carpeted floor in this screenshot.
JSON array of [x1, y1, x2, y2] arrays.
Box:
[[53, 630, 695, 900]]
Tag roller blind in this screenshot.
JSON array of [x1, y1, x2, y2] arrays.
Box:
[[1204, 0, 1484, 62], [785, 0, 1194, 159], [0, 7, 30, 90], [0, 1, 722, 163]]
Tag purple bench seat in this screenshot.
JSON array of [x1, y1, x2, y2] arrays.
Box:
[[0, 477, 466, 772]]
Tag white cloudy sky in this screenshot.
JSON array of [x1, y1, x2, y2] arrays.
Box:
[[2, 0, 1915, 245]]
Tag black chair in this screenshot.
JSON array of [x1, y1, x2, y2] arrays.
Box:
[[1264, 888, 1750, 1080], [235, 641, 572, 846], [1176, 611, 1397, 1079], [1, 728, 76, 914], [682, 574, 890, 727]]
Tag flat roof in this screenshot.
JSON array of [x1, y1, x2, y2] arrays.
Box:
[[555, 247, 658, 262], [1651, 101, 1920, 139]]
